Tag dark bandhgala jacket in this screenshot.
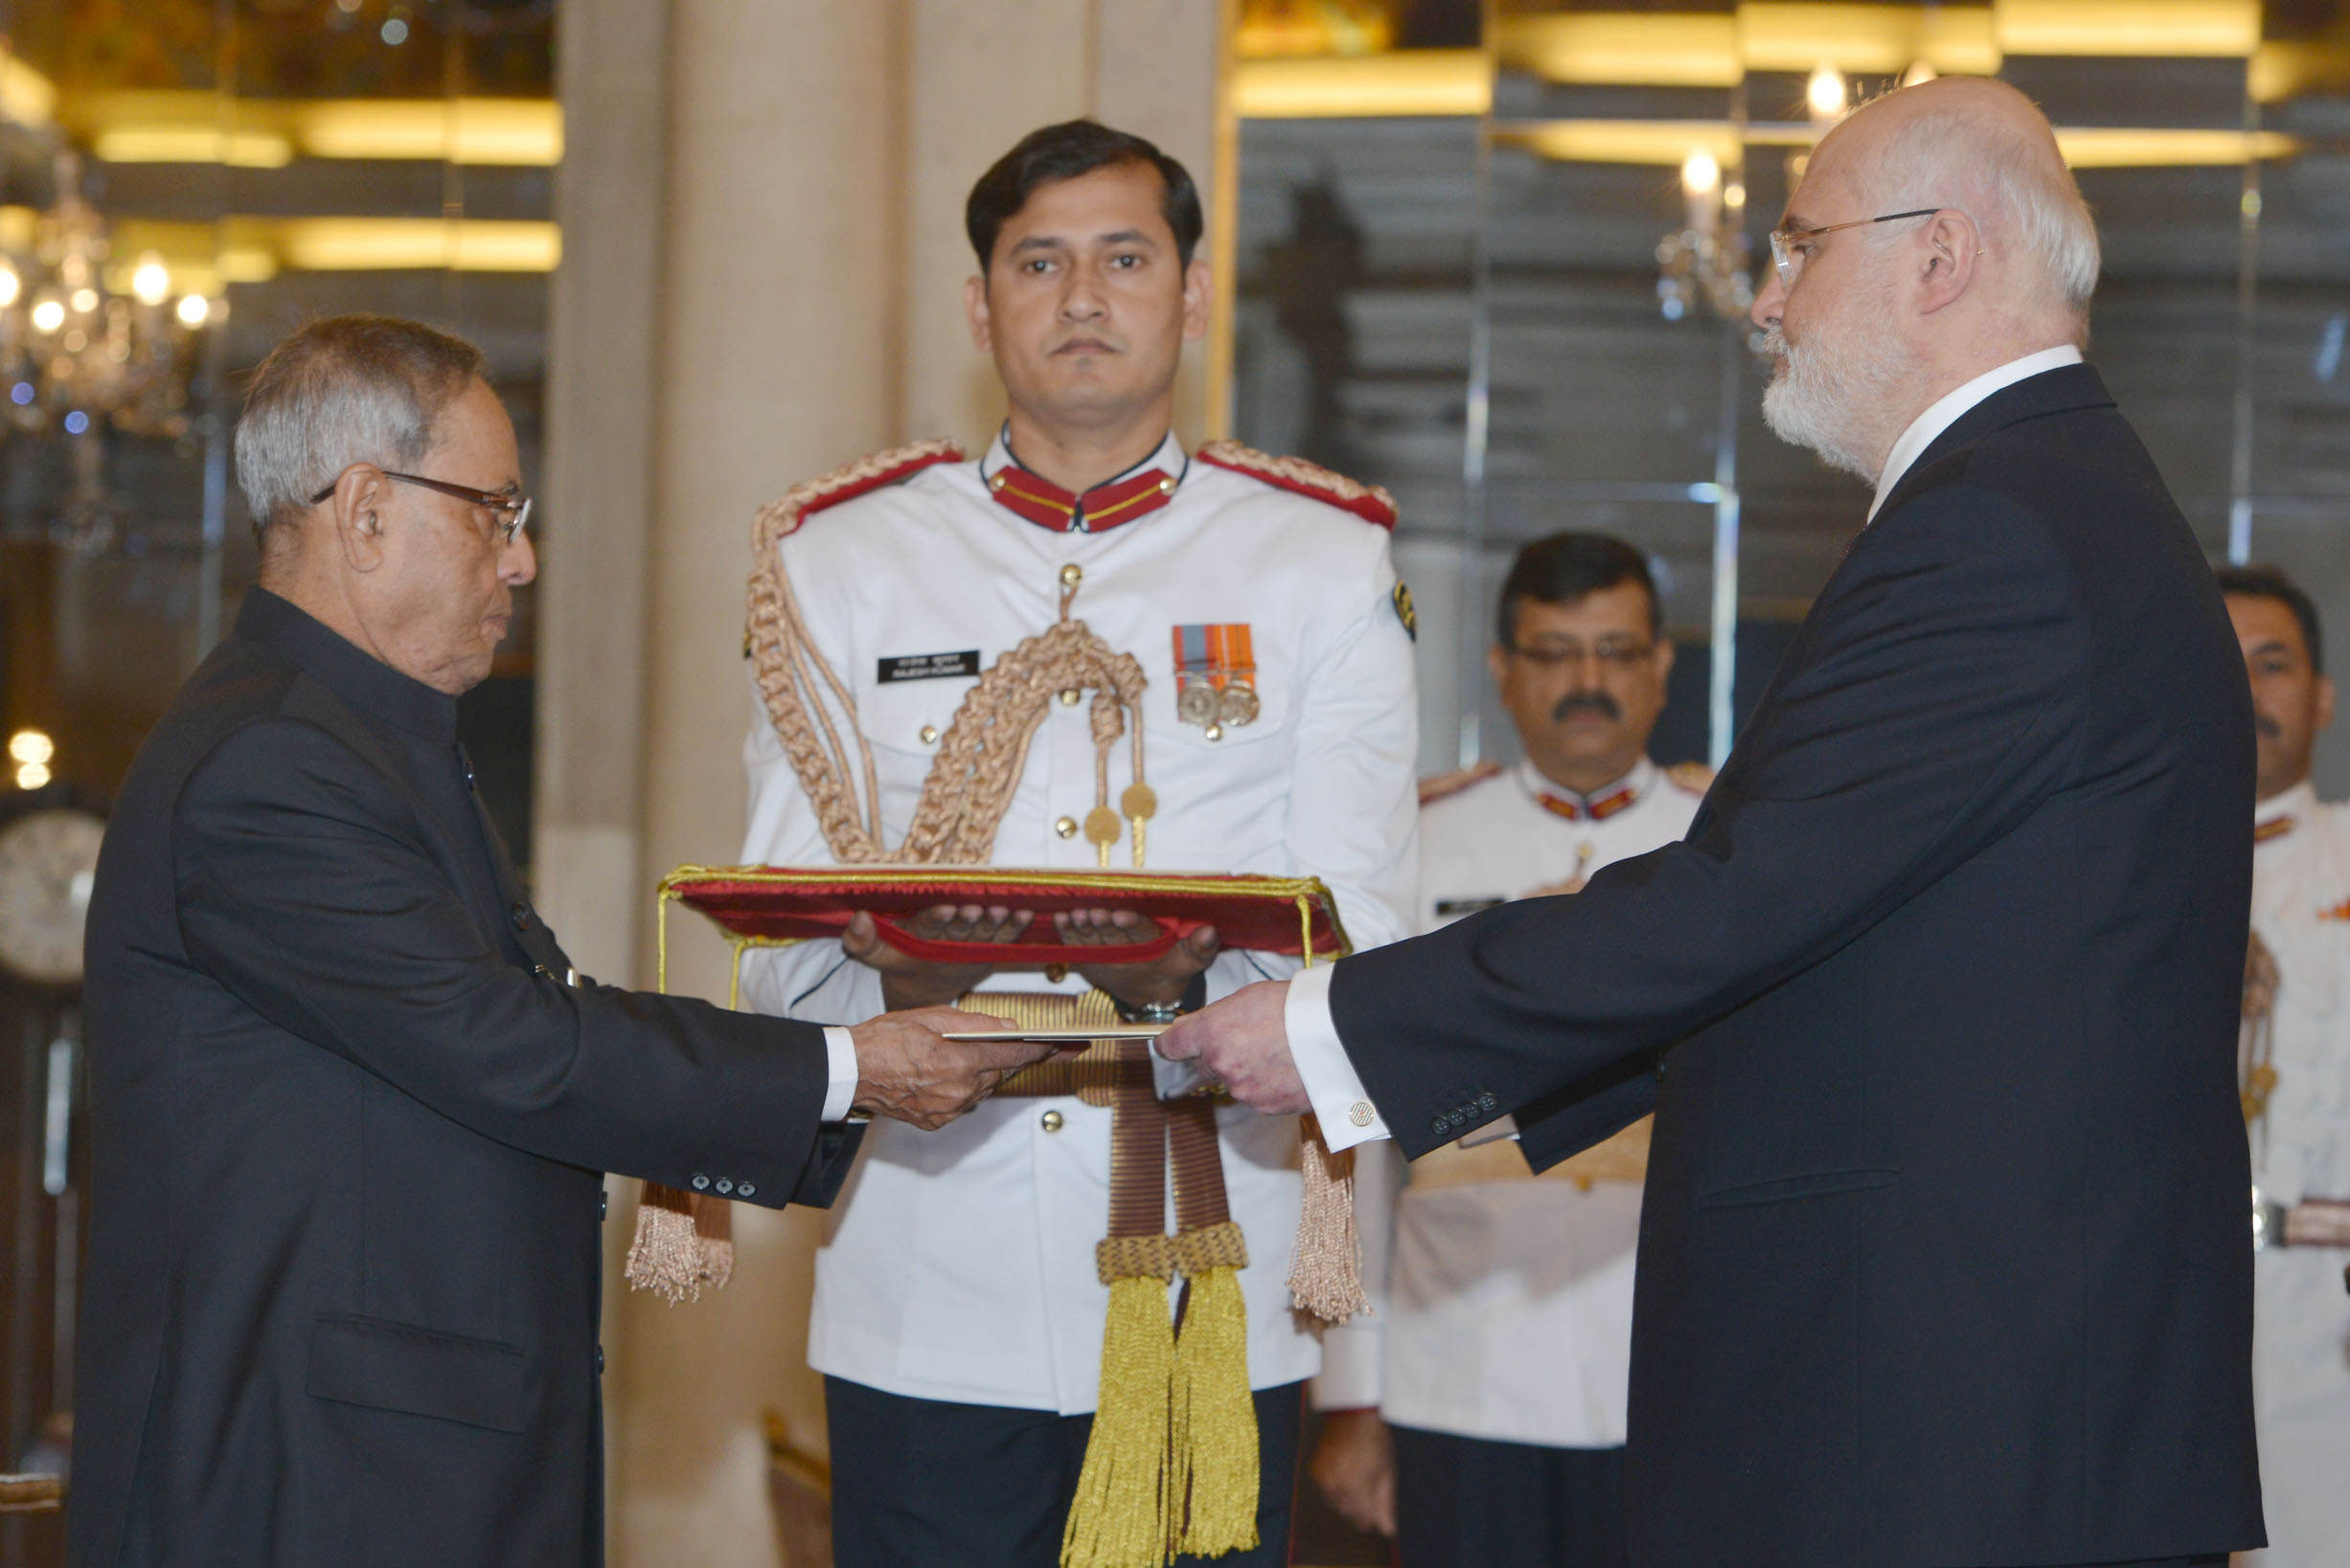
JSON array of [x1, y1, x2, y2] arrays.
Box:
[[1334, 366, 2265, 1567], [73, 589, 860, 1567]]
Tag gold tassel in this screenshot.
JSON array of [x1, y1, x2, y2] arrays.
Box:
[[1287, 1118, 1369, 1325], [1169, 1251, 1259, 1559], [690, 1190, 735, 1291], [625, 1182, 736, 1303], [1061, 1269, 1175, 1568]]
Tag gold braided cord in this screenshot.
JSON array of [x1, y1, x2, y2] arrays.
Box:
[[746, 441, 961, 857], [747, 450, 1153, 870]]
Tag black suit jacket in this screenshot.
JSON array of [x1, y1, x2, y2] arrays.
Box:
[[1335, 367, 2264, 1567], [72, 589, 860, 1568]]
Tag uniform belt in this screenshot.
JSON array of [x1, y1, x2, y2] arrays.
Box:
[[2255, 1195, 2350, 1249], [1407, 1115, 1653, 1193]]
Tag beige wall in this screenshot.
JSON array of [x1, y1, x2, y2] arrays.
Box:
[[536, 3, 1224, 1562]]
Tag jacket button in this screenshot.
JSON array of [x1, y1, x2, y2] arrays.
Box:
[[690, 1173, 710, 1191], [1430, 1117, 1449, 1134], [511, 902, 531, 932], [1041, 1110, 1064, 1133], [1479, 1093, 1497, 1112], [920, 725, 939, 745], [1055, 817, 1078, 839], [715, 1178, 733, 1194], [737, 1182, 755, 1198]]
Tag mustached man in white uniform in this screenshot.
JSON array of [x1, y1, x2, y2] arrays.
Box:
[[2221, 564, 2350, 1568], [1309, 534, 1706, 1567], [736, 121, 1419, 1567]]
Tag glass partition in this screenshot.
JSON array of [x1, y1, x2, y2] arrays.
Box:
[[1232, 0, 2350, 787]]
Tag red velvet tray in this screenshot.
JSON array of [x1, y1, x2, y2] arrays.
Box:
[[657, 865, 1351, 966]]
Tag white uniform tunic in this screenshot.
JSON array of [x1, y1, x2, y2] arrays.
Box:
[[2245, 781, 2350, 1568], [739, 431, 1419, 1415], [1315, 758, 1702, 1447]]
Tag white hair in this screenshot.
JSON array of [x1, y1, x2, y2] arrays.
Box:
[[1760, 265, 1923, 480], [1854, 99, 2101, 330], [234, 314, 486, 541]]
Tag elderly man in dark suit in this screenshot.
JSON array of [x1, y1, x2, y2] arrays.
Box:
[[1165, 77, 2265, 1568], [71, 314, 1043, 1568]]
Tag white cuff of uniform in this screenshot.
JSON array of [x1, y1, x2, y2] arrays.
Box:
[[1286, 964, 1388, 1151], [1312, 1322, 1385, 1411], [822, 1026, 858, 1123]]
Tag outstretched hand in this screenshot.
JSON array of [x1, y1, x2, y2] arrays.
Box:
[[844, 905, 1036, 1010], [1052, 909, 1221, 1010], [1155, 979, 1310, 1115], [848, 1004, 1050, 1130]]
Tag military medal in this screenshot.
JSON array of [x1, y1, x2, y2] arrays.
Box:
[[1173, 623, 1259, 736]]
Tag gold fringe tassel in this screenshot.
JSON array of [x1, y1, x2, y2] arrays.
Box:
[[624, 1182, 736, 1304], [1061, 1271, 1175, 1568], [1169, 1262, 1259, 1558], [1287, 1118, 1369, 1325]]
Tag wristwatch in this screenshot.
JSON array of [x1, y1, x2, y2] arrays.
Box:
[[1115, 998, 1185, 1025]]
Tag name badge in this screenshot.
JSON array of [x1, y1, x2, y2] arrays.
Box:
[[878, 649, 980, 684], [1434, 897, 1504, 917]]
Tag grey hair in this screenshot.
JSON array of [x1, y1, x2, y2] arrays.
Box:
[[235, 314, 487, 543], [1854, 99, 2101, 332]]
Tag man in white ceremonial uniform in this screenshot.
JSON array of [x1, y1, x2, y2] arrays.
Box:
[[737, 121, 1418, 1568], [1310, 534, 1703, 1567], [2223, 564, 2350, 1568]]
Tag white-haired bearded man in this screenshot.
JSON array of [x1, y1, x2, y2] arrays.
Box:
[[1162, 75, 2265, 1568]]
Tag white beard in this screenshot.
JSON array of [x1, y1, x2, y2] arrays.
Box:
[[1759, 287, 1919, 483]]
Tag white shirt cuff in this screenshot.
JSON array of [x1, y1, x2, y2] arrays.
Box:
[[1286, 964, 1388, 1152], [822, 1026, 859, 1123], [1312, 1322, 1385, 1411]]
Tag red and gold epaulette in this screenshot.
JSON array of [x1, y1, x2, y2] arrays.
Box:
[[1666, 761, 1716, 795], [755, 438, 964, 546], [1198, 439, 1397, 529], [1419, 760, 1501, 806]]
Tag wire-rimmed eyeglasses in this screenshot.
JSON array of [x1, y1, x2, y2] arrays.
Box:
[[308, 470, 533, 544], [1768, 209, 1941, 290]]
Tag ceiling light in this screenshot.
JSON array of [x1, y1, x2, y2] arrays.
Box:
[[1808, 61, 1849, 117]]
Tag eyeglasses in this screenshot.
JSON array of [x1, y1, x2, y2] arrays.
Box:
[[308, 469, 533, 544], [1768, 209, 1941, 290], [1507, 640, 1655, 671]]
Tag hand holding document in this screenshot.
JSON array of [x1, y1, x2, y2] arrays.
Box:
[[1156, 978, 1311, 1116]]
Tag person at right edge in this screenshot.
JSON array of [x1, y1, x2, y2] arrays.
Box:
[[1161, 76, 2265, 1568], [2221, 563, 2350, 1568]]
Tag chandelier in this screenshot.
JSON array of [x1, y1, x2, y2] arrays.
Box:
[[1655, 148, 1755, 323], [0, 153, 217, 446]]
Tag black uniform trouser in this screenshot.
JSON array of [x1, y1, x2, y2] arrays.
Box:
[[826, 1375, 1303, 1568], [1391, 1424, 1627, 1568]]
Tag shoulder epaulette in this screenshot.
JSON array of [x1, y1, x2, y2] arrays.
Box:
[[1419, 761, 1502, 807], [1198, 439, 1397, 529], [1666, 761, 1716, 794], [756, 438, 963, 547]]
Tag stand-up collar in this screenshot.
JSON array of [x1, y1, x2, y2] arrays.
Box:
[[980, 427, 1187, 534], [2258, 780, 2316, 846], [234, 587, 459, 742], [1518, 757, 1657, 822]]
